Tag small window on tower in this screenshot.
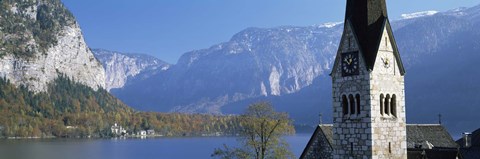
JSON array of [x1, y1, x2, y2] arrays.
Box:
[[351, 142, 354, 152], [349, 95, 355, 114], [356, 94, 360, 115], [348, 37, 351, 48], [380, 94, 384, 116], [391, 94, 397, 117], [389, 142, 392, 154], [342, 95, 348, 115], [385, 37, 388, 47], [385, 94, 390, 115]]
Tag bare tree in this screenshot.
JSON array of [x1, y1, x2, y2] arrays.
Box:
[[212, 102, 295, 159]]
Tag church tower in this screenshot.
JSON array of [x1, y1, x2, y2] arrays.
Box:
[[330, 0, 407, 158]]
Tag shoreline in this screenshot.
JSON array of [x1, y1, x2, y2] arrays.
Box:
[[1, 133, 311, 140]]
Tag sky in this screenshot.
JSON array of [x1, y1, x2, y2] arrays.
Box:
[[61, 0, 479, 64]]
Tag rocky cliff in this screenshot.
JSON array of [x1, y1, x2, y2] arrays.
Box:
[[112, 24, 343, 113], [0, 0, 105, 92], [92, 49, 170, 91]]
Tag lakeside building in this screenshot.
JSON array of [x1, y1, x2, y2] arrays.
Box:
[[138, 130, 147, 136], [147, 129, 155, 135], [111, 123, 127, 136]]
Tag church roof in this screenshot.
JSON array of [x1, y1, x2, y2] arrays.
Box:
[[319, 125, 333, 144], [407, 124, 459, 149], [344, 0, 406, 75], [300, 125, 333, 159], [302, 124, 458, 152]]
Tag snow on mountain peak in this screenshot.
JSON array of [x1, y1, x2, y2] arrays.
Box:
[[317, 22, 343, 28], [401, 10, 439, 19]]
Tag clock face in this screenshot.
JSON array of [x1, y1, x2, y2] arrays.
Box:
[[341, 51, 359, 76]]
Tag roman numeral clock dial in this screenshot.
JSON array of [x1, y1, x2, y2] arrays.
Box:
[[341, 51, 359, 76]]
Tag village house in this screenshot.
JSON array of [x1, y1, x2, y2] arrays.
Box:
[[457, 128, 480, 158], [138, 130, 147, 136], [111, 123, 126, 136], [147, 129, 155, 136]]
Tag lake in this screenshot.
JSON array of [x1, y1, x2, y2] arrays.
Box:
[[0, 134, 312, 159]]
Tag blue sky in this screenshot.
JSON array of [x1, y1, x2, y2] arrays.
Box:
[[61, 0, 479, 64]]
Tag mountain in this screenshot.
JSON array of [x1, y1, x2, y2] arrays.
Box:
[[400, 8, 480, 136], [0, 0, 105, 92], [112, 25, 342, 113], [0, 0, 241, 139], [92, 49, 170, 91], [110, 4, 480, 136]]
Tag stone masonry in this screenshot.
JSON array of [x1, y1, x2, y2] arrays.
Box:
[[330, 20, 407, 159]]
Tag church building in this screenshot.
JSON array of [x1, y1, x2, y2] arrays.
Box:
[[301, 0, 459, 159]]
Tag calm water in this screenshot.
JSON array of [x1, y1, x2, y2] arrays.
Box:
[[0, 134, 311, 159]]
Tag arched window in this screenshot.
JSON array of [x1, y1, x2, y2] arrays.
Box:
[[349, 94, 355, 115], [385, 94, 390, 115], [355, 94, 360, 115], [380, 94, 384, 116], [391, 94, 397, 117], [342, 95, 348, 115]]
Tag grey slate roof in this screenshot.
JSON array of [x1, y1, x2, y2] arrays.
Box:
[[474, 128, 480, 147], [407, 124, 459, 148], [344, 0, 406, 75], [320, 125, 333, 144], [300, 125, 333, 159], [303, 124, 458, 150]]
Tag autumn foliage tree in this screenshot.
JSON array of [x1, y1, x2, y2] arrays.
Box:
[[0, 76, 242, 138], [212, 102, 295, 159]]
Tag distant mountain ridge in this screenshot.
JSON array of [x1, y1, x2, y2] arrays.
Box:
[[111, 24, 342, 114], [92, 49, 170, 91], [105, 4, 480, 136]]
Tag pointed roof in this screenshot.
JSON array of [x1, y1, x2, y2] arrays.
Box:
[[407, 124, 458, 149], [344, 0, 405, 75], [301, 124, 458, 153], [300, 125, 333, 159]]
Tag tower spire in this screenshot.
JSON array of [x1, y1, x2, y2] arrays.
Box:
[[345, 0, 388, 25], [343, 0, 405, 75]]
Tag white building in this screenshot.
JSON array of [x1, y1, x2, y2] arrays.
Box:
[[111, 123, 126, 135]]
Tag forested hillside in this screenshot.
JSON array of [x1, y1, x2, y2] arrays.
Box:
[[0, 76, 241, 138]]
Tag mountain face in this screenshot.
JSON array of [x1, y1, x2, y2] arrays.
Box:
[[112, 25, 342, 113], [399, 8, 480, 136], [0, 0, 105, 92], [111, 4, 480, 135], [92, 49, 170, 91]]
